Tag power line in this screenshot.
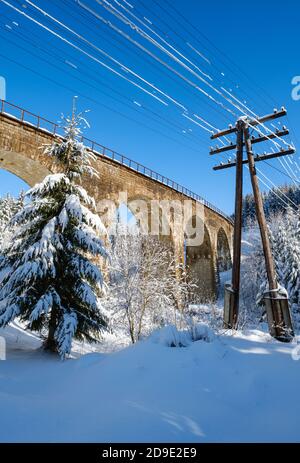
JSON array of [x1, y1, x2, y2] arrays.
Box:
[[93, 0, 243, 116], [92, 1, 299, 187], [22, 0, 235, 134], [262, 159, 300, 185], [2, 0, 298, 198], [64, 0, 233, 127], [56, 0, 230, 125], [1, 0, 173, 106], [136, 0, 270, 113], [137, 0, 297, 163], [23, 0, 291, 156], [153, 0, 300, 185]]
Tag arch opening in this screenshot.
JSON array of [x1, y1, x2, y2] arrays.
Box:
[[0, 169, 29, 197], [217, 228, 232, 273], [216, 227, 232, 297]]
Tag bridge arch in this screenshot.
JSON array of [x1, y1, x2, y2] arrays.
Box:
[[185, 220, 216, 302], [217, 227, 232, 273], [0, 150, 50, 187]]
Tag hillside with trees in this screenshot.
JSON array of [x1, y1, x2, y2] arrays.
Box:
[[241, 184, 300, 226]]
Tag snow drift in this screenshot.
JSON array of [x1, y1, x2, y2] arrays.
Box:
[[0, 323, 300, 443]]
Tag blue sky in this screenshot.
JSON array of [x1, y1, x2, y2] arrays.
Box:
[[0, 0, 299, 214]]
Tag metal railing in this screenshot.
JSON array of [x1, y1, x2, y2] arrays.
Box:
[[0, 100, 233, 224]]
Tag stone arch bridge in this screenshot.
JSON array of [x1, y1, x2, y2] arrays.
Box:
[[0, 101, 233, 300]]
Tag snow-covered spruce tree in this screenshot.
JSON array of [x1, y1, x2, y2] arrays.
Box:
[[0, 107, 108, 357]]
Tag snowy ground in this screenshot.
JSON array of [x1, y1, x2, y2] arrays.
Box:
[[1, 321, 300, 443]]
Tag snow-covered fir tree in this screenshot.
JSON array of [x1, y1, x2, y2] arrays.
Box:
[[0, 105, 109, 358]]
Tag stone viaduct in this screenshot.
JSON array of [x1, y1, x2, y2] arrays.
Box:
[[0, 101, 233, 300]]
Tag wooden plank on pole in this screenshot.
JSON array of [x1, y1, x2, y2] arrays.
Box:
[[213, 148, 296, 170], [210, 129, 290, 155], [211, 109, 287, 140]]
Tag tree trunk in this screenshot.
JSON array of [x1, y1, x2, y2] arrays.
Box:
[[44, 308, 58, 353]]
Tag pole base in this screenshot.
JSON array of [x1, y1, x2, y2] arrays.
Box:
[[223, 283, 239, 329], [263, 289, 294, 342]]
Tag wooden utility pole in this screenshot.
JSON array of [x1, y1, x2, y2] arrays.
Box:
[[210, 108, 295, 341], [243, 124, 277, 290]]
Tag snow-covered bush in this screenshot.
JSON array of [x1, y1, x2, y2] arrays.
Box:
[[0, 106, 109, 358], [150, 325, 192, 347]]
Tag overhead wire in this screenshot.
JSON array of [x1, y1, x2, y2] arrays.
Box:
[[0, 50, 206, 154], [144, 0, 299, 183], [1, 17, 211, 147], [25, 0, 232, 134]]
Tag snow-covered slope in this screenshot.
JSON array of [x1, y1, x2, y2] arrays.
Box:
[[0, 323, 300, 443]]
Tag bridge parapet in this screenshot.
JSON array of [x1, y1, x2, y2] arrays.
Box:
[[0, 99, 233, 226]]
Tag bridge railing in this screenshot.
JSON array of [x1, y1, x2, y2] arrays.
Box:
[[0, 100, 233, 225]]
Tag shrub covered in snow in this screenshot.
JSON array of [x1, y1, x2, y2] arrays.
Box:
[[149, 323, 215, 348]]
